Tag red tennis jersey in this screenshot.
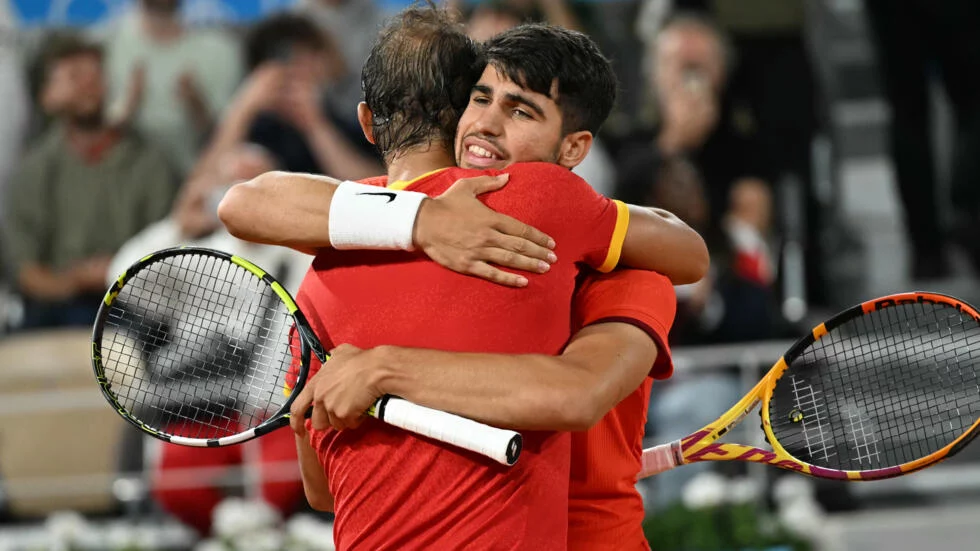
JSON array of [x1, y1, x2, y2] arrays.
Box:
[[296, 163, 629, 550], [568, 269, 676, 551]]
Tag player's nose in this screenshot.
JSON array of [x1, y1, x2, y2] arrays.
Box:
[[472, 109, 503, 136]]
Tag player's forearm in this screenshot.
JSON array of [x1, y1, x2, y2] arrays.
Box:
[[372, 346, 593, 431], [620, 205, 710, 285], [218, 171, 341, 253], [372, 324, 656, 431], [295, 434, 334, 512]]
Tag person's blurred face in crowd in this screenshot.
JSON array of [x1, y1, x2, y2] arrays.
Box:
[[651, 19, 726, 100], [220, 144, 278, 183], [141, 0, 181, 16], [279, 42, 331, 85], [647, 157, 709, 231], [41, 51, 106, 128], [728, 177, 772, 233], [466, 6, 522, 43]]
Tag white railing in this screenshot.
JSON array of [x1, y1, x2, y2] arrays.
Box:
[[1, 337, 978, 512]]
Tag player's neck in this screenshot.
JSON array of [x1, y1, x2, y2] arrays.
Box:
[[386, 143, 456, 184]]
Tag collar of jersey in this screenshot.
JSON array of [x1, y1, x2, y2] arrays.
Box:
[[387, 168, 449, 190]]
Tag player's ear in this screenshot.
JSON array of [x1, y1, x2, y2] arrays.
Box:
[[556, 130, 593, 169], [357, 102, 375, 144]]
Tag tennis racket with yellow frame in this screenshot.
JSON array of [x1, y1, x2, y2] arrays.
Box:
[[640, 291, 980, 481], [92, 247, 522, 466]]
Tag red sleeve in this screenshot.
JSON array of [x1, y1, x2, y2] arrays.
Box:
[[572, 269, 676, 379], [501, 163, 628, 272]]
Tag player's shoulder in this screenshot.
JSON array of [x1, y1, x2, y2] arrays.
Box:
[[577, 269, 675, 302], [500, 163, 598, 205], [504, 162, 586, 183]]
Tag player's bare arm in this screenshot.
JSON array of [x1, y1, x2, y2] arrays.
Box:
[[618, 204, 709, 285], [294, 431, 334, 512], [218, 171, 556, 287], [289, 322, 658, 432]]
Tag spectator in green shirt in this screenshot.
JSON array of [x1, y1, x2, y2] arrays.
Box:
[[103, 0, 243, 176], [1, 34, 179, 330]]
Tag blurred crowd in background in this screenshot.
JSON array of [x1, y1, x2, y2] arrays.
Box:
[[0, 0, 978, 546]]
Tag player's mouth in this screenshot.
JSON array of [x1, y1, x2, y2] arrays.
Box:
[[460, 137, 507, 169]]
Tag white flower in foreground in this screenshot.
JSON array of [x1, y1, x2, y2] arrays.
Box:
[[213, 498, 282, 539], [727, 476, 762, 504], [681, 471, 728, 510], [778, 496, 827, 540], [286, 514, 336, 550], [194, 539, 228, 551], [45, 511, 89, 545], [104, 523, 136, 549], [234, 528, 285, 551], [772, 474, 817, 507]]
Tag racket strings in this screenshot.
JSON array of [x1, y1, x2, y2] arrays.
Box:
[[769, 301, 980, 471], [100, 253, 297, 440]]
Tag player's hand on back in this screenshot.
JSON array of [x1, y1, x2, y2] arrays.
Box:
[[413, 174, 558, 288], [290, 344, 385, 433]]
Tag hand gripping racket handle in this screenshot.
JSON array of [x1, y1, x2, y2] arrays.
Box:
[[639, 441, 681, 479], [371, 395, 522, 466]]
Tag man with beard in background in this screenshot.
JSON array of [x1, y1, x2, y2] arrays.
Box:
[[2, 34, 177, 330]]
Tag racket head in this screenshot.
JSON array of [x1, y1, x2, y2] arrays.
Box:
[[92, 247, 320, 447], [761, 291, 980, 480]]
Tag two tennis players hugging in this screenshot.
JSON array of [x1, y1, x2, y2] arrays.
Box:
[[217, 5, 709, 550]]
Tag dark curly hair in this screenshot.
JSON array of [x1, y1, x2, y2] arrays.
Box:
[[361, 4, 485, 165]]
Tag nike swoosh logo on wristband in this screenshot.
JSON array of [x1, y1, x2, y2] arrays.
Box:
[[356, 191, 397, 203]]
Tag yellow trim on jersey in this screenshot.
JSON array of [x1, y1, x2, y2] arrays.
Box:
[[596, 200, 630, 273], [387, 168, 448, 190]]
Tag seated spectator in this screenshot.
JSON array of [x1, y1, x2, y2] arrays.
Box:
[[643, 164, 783, 510], [1, 34, 178, 330], [613, 11, 754, 219], [109, 143, 312, 292], [116, 144, 310, 536], [192, 13, 382, 182], [293, 0, 386, 123], [104, 0, 243, 177], [647, 158, 783, 345]]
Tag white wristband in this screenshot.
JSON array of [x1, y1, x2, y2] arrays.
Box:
[[328, 181, 427, 251]]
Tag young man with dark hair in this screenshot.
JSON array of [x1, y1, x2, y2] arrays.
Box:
[[221, 10, 703, 549], [2, 34, 177, 329]]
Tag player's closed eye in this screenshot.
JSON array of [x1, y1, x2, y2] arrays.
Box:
[[512, 108, 532, 120], [471, 95, 491, 106]]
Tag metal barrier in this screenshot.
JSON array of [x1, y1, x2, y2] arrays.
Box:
[[0, 336, 977, 512]]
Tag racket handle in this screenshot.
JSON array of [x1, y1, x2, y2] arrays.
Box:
[[639, 441, 680, 479], [371, 395, 522, 466]]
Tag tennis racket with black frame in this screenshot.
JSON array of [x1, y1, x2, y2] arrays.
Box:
[[640, 291, 980, 481], [92, 247, 522, 466]]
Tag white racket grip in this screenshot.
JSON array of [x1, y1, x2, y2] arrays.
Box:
[[639, 441, 681, 479], [372, 396, 522, 466]]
